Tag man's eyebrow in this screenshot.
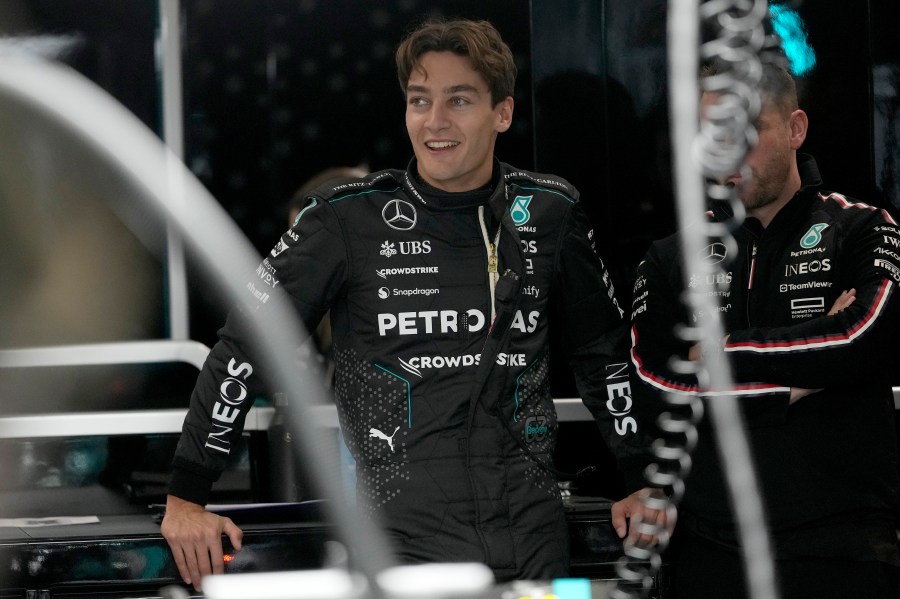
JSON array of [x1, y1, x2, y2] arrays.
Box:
[[405, 83, 482, 95], [446, 84, 480, 94]]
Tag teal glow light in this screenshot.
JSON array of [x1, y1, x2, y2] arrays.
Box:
[[769, 4, 817, 76]]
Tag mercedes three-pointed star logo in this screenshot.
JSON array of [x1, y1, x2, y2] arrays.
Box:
[[382, 199, 417, 231], [701, 242, 728, 264]]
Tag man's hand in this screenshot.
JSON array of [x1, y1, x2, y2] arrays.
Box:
[[828, 288, 856, 315], [688, 334, 730, 362], [789, 387, 822, 404], [688, 288, 855, 362], [160, 495, 243, 591], [611, 487, 676, 547]]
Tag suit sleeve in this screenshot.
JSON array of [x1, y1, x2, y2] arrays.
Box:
[[168, 196, 348, 504], [725, 211, 900, 389], [629, 239, 790, 445], [629, 243, 696, 397], [554, 201, 657, 493]]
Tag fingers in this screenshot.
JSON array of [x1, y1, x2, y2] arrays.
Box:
[[223, 517, 244, 551], [614, 489, 675, 548], [626, 504, 666, 547], [206, 518, 242, 578], [828, 288, 857, 315], [161, 515, 194, 587], [789, 386, 824, 405], [163, 531, 214, 591], [689, 335, 729, 362], [160, 499, 239, 592], [185, 524, 230, 591], [688, 343, 702, 362], [167, 543, 192, 588], [611, 502, 629, 538], [163, 535, 205, 591], [187, 543, 209, 592], [665, 505, 678, 536], [207, 533, 226, 579]]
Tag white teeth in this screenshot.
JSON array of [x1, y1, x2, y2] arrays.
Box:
[[427, 141, 457, 149]]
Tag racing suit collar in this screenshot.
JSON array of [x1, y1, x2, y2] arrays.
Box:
[[708, 153, 824, 229], [759, 154, 823, 234], [796, 153, 823, 190], [403, 157, 501, 210]]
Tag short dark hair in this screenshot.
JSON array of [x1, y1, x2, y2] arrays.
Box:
[[701, 60, 798, 116], [394, 18, 516, 106]]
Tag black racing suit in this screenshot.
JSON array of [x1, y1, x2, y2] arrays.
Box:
[[631, 155, 900, 568], [169, 159, 651, 581]]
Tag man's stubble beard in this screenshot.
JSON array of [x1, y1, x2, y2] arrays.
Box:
[[740, 151, 792, 214]]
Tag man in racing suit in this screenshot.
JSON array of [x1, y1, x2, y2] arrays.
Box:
[[162, 18, 664, 589], [631, 61, 900, 598]]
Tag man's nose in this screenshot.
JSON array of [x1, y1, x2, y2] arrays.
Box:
[[425, 104, 450, 130]]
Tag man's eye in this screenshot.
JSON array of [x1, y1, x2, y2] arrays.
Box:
[[450, 97, 470, 107], [409, 97, 428, 107]]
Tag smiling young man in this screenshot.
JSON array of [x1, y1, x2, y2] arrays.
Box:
[[162, 18, 663, 587], [403, 51, 511, 192]]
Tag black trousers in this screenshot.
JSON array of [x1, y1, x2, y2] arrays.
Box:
[[670, 531, 900, 599]]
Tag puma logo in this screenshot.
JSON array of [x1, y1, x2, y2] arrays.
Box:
[[369, 426, 400, 452]]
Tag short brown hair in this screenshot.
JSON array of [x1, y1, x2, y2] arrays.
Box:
[[701, 60, 798, 117], [395, 18, 516, 106]]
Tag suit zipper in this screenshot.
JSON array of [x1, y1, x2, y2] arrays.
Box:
[[474, 204, 503, 565], [478, 205, 501, 325], [746, 241, 757, 327]]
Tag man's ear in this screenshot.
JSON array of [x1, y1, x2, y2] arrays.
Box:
[[789, 109, 808, 150], [495, 96, 514, 133]]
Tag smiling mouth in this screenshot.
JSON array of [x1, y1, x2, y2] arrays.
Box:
[[426, 141, 459, 149]]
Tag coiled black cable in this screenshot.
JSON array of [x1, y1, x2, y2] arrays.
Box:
[[612, 2, 785, 598]]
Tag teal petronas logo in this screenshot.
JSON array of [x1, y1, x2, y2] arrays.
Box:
[[510, 195, 533, 226], [800, 223, 828, 249]]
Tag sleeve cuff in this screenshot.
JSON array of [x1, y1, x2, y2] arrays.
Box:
[[621, 458, 657, 495], [168, 464, 217, 507]]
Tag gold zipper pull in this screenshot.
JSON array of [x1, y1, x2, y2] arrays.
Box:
[[488, 243, 498, 273]]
